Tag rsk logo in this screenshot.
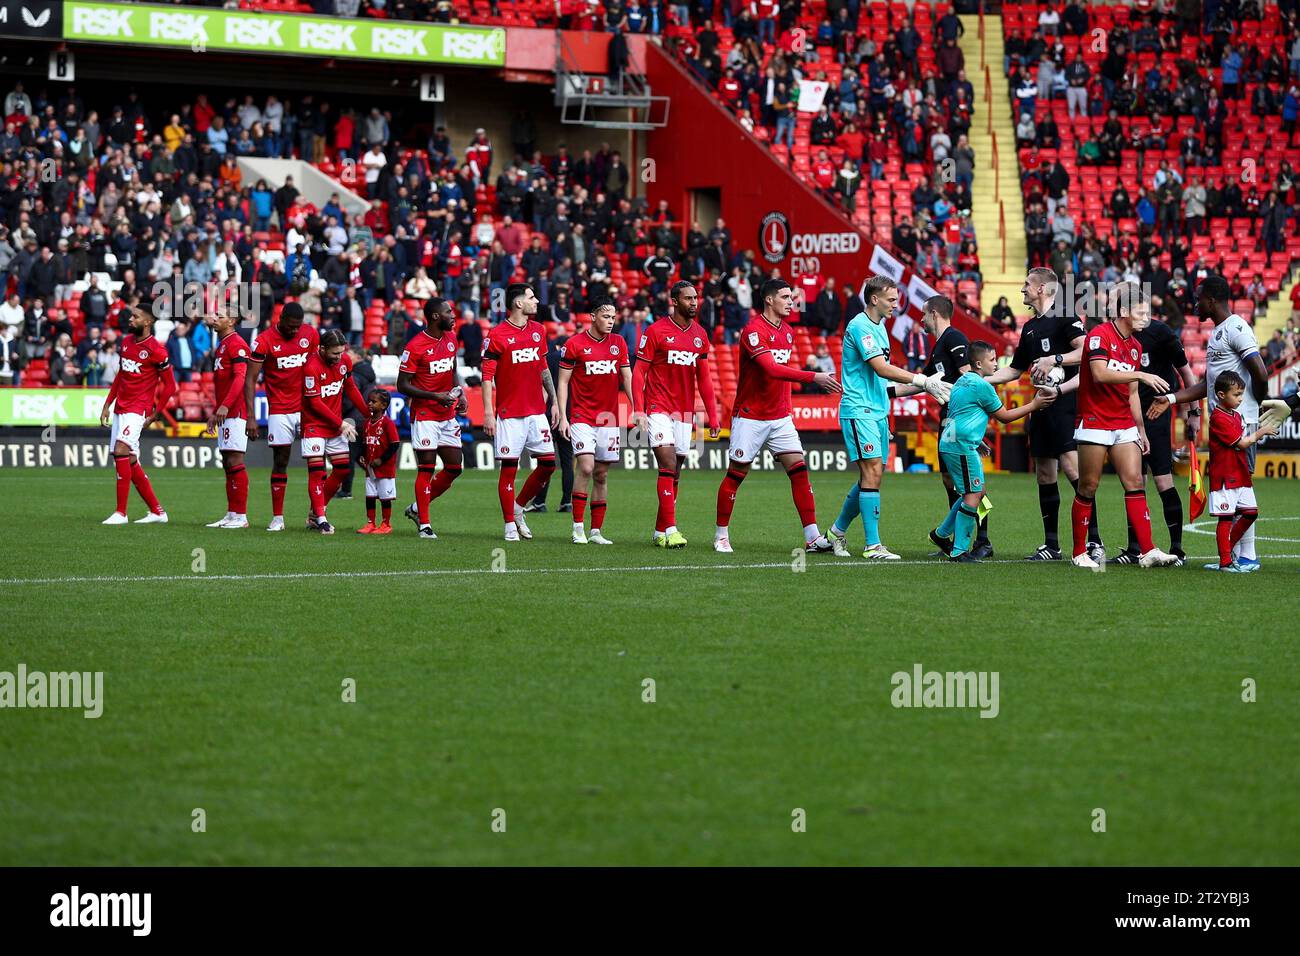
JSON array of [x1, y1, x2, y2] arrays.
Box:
[[226, 16, 283, 47], [72, 7, 133, 37], [149, 12, 208, 43], [320, 380, 344, 397], [372, 26, 427, 56], [276, 353, 309, 369], [1105, 358, 1136, 373], [584, 360, 617, 375], [299, 21, 356, 52], [666, 350, 698, 366], [120, 358, 143, 374], [511, 347, 540, 363], [428, 358, 455, 373], [442, 30, 501, 62], [771, 349, 792, 364]]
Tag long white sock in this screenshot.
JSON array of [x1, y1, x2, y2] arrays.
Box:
[[803, 523, 820, 542], [1237, 522, 1258, 560]]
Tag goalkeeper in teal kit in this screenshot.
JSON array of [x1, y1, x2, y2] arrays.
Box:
[[829, 276, 954, 559], [933, 341, 1056, 562]]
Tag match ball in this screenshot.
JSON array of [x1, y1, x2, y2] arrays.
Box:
[[1046, 365, 1066, 387]]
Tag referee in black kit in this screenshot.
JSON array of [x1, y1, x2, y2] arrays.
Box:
[[986, 267, 1102, 561], [918, 295, 995, 558]]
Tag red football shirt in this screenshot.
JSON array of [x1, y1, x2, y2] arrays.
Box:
[[212, 331, 250, 420], [1077, 321, 1142, 431], [561, 330, 629, 427], [252, 322, 319, 414], [735, 316, 807, 420], [1208, 406, 1252, 490], [364, 414, 401, 480], [113, 335, 171, 416], [301, 352, 357, 438], [399, 330, 458, 422], [482, 319, 548, 419], [635, 317, 710, 417]]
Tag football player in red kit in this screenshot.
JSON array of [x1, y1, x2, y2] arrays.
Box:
[[714, 279, 842, 553], [397, 297, 467, 540], [482, 283, 560, 542], [1069, 283, 1180, 568], [632, 281, 720, 548], [301, 329, 368, 535], [98, 305, 176, 524], [204, 308, 252, 528], [557, 297, 633, 545], [244, 302, 319, 531], [357, 388, 401, 535]]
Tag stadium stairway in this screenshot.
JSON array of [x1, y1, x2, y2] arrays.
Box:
[[961, 13, 1025, 311], [903, 428, 941, 471], [1259, 278, 1296, 341]]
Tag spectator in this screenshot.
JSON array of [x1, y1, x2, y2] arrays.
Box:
[[166, 320, 198, 382], [0, 318, 22, 385]]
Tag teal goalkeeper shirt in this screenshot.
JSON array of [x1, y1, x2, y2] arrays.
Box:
[[939, 372, 1003, 451], [839, 312, 893, 419]]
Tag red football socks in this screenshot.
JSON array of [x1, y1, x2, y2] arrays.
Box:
[[131, 460, 162, 514], [655, 469, 676, 532], [1124, 489, 1154, 554], [787, 462, 817, 527], [498, 460, 519, 521], [716, 468, 747, 527], [515, 455, 556, 508], [113, 454, 132, 514]]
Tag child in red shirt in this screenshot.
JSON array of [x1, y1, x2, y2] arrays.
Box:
[[1207, 371, 1277, 570], [358, 388, 401, 535]]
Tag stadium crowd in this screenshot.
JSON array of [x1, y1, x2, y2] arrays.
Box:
[[0, 75, 875, 406], [665, 1, 987, 307], [1005, 0, 1300, 339]]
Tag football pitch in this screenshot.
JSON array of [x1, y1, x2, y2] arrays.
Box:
[[1, 466, 1297, 866]]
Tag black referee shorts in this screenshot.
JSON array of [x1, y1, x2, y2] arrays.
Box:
[[1028, 392, 1077, 460], [1143, 406, 1174, 476]]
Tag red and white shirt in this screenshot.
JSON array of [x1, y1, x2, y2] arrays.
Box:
[[482, 319, 548, 419], [1208, 406, 1252, 491], [561, 330, 629, 427], [735, 316, 813, 420], [252, 322, 319, 415], [213, 331, 250, 420], [1077, 320, 1142, 431], [112, 335, 171, 416], [635, 317, 710, 417], [364, 414, 401, 480], [399, 330, 458, 422], [301, 352, 365, 438]]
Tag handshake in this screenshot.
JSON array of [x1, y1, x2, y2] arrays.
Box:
[[911, 372, 952, 404]]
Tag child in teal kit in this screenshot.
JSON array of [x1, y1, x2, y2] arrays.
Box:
[[934, 341, 1056, 562]]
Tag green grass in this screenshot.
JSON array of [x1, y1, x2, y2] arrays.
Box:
[[1, 466, 1298, 866]]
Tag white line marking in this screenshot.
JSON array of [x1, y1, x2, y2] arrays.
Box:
[[2, 556, 1296, 586], [1184, 516, 1300, 543]]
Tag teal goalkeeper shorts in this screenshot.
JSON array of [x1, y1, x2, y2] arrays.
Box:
[[940, 447, 984, 495], [842, 415, 890, 461]]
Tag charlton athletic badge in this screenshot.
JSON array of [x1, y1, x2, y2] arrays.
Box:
[[694, 337, 703, 348], [299, 338, 309, 348], [532, 332, 540, 342]]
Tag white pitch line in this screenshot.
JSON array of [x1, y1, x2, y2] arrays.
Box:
[[2, 555, 1298, 586]]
